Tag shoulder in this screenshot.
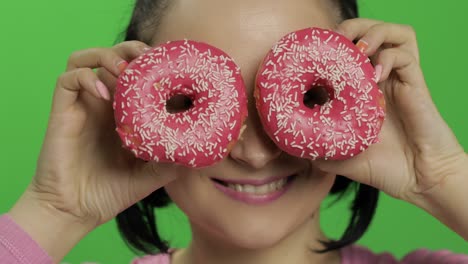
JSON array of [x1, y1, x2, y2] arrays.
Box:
[[341, 244, 468, 264], [131, 253, 171, 264]]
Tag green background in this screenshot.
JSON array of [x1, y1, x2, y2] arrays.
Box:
[[0, 0, 467, 263]]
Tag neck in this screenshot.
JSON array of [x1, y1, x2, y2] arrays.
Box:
[[174, 212, 341, 264]]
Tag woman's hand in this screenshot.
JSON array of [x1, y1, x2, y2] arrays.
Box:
[[31, 41, 177, 225], [8, 41, 178, 261], [314, 19, 467, 208]]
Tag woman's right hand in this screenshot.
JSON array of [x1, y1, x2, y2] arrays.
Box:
[[10, 41, 178, 234]]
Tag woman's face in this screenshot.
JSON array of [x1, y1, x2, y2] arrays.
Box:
[[153, 0, 339, 249]]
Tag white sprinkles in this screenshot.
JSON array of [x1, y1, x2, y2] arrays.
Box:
[[113, 40, 247, 167], [256, 28, 386, 160]]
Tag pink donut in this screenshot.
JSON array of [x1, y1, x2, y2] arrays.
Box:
[[255, 28, 386, 160], [113, 40, 248, 168]]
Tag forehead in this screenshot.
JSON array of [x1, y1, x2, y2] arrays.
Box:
[[152, 0, 337, 75]]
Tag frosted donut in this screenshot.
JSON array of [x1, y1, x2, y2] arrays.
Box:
[[113, 40, 248, 168], [255, 28, 385, 160]]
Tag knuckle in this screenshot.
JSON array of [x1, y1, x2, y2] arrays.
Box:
[[128, 40, 147, 48], [75, 68, 95, 89], [366, 24, 381, 37], [371, 22, 385, 30], [87, 47, 102, 55], [402, 24, 415, 33], [99, 49, 115, 63], [75, 67, 94, 77], [338, 19, 354, 31], [56, 70, 82, 90], [91, 48, 108, 64], [66, 51, 82, 68], [67, 50, 81, 62], [401, 24, 417, 38], [118, 40, 148, 51], [72, 68, 95, 86], [56, 72, 70, 85], [370, 22, 387, 34]]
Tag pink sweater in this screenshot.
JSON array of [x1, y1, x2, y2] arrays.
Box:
[[1, 214, 467, 263]]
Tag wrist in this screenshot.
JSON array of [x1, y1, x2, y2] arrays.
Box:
[[8, 186, 95, 263], [411, 153, 468, 240]]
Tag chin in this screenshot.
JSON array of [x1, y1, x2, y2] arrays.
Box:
[[204, 211, 315, 251], [227, 231, 288, 250]]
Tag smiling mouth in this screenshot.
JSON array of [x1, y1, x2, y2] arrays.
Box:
[[211, 175, 297, 195]]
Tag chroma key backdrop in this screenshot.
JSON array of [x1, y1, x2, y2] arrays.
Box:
[[0, 0, 467, 263]]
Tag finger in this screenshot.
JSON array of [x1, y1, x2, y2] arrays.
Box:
[[312, 155, 372, 187], [376, 48, 447, 155], [336, 18, 382, 40], [97, 41, 154, 95], [356, 24, 419, 62], [66, 41, 151, 76], [96, 67, 118, 95], [112, 40, 152, 62], [337, 19, 419, 62], [375, 48, 424, 86], [66, 48, 127, 76], [53, 68, 110, 113]]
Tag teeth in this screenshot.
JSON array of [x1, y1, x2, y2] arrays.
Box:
[[277, 178, 286, 189], [227, 178, 287, 194], [243, 185, 255, 193]]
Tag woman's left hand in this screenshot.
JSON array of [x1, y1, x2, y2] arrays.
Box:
[[313, 18, 467, 205]]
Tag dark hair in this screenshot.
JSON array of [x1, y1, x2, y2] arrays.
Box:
[[116, 0, 379, 256]]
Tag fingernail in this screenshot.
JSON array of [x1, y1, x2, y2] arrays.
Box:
[[374, 64, 383, 83], [95, 80, 110, 100], [117, 61, 128, 73], [142, 47, 152, 52], [356, 39, 369, 53]]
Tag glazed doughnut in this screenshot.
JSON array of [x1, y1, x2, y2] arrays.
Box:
[[255, 28, 385, 160], [114, 40, 248, 168]]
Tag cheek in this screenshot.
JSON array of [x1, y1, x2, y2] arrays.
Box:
[[294, 171, 337, 218], [163, 173, 214, 221], [164, 175, 197, 207], [304, 170, 337, 202], [160, 166, 204, 212], [164, 174, 233, 241]]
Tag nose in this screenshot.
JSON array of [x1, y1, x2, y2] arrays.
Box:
[[229, 105, 282, 169]]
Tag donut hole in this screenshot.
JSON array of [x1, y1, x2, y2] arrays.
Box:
[[303, 85, 331, 109], [166, 94, 194, 113]]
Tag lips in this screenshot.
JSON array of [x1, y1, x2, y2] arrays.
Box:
[[211, 174, 297, 205]]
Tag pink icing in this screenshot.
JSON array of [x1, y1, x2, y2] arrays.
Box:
[[255, 28, 385, 160], [114, 40, 248, 168]]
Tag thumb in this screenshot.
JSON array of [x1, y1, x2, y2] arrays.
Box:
[[312, 155, 371, 184]]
